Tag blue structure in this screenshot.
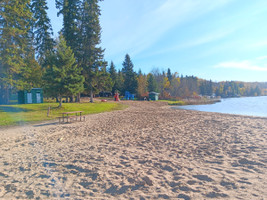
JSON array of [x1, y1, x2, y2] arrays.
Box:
[[124, 91, 135, 100]]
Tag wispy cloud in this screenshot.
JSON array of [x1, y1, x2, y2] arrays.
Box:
[[250, 40, 267, 49], [145, 28, 235, 58], [214, 60, 267, 71], [257, 55, 267, 60], [100, 0, 232, 59]]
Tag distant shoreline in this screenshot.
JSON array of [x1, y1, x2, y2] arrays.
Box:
[[174, 96, 267, 118]]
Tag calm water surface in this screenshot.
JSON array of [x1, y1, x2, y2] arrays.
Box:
[[176, 96, 267, 117]]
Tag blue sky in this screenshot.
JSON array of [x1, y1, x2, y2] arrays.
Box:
[[47, 0, 267, 82]]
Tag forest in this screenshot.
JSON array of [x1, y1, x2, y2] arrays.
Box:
[[1, 0, 266, 105]]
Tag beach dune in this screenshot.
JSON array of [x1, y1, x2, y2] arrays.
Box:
[[0, 101, 266, 199]]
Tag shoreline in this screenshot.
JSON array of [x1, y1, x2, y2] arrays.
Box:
[[0, 101, 266, 199], [173, 106, 267, 119], [174, 96, 267, 118]]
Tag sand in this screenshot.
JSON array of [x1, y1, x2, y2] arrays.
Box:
[[0, 101, 266, 199]]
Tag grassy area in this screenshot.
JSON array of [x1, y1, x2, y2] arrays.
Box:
[[0, 102, 127, 126], [159, 100, 187, 106], [160, 98, 221, 106]]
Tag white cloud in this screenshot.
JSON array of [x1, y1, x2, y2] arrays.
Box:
[[214, 60, 267, 71], [145, 28, 235, 57], [100, 0, 233, 58], [257, 55, 267, 60], [250, 40, 267, 48]]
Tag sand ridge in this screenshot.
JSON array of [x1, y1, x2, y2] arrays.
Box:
[[0, 101, 266, 199]]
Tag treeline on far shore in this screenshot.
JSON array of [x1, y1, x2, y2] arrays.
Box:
[[106, 56, 267, 101]]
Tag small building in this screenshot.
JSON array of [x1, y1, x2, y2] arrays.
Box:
[[124, 91, 135, 100], [18, 88, 43, 104], [149, 92, 159, 101]]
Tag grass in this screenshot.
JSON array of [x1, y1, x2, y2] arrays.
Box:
[[159, 100, 186, 106], [0, 102, 127, 126], [160, 98, 221, 106]]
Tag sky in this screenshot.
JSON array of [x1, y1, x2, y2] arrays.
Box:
[[47, 0, 267, 82]]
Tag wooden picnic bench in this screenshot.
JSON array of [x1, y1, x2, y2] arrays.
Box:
[[58, 111, 85, 123]]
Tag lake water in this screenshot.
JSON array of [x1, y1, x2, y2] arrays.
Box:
[[175, 96, 267, 117]]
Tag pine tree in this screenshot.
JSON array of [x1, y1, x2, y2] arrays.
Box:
[[80, 0, 106, 102], [43, 35, 84, 107], [147, 73, 157, 92], [21, 49, 43, 90], [116, 70, 124, 94], [167, 68, 172, 82], [56, 0, 81, 59], [31, 0, 54, 64], [96, 65, 113, 94], [109, 61, 118, 94], [0, 0, 33, 104], [122, 54, 138, 94]]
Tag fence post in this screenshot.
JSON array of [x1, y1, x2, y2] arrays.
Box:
[[47, 106, 51, 117]]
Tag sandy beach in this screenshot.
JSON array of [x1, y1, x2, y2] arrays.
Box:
[[0, 101, 266, 199]]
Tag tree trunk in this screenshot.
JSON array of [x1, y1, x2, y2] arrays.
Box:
[[90, 89, 93, 103], [0, 86, 3, 104], [58, 96, 62, 107], [4, 87, 9, 105], [76, 93, 81, 102], [70, 95, 74, 103]]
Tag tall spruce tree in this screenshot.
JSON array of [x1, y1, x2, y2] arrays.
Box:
[[167, 68, 172, 82], [80, 0, 106, 102], [122, 54, 138, 94], [0, 0, 34, 104], [31, 0, 55, 64], [56, 0, 81, 60], [43, 35, 84, 107], [109, 61, 117, 94]]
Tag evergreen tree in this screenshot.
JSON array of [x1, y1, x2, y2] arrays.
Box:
[[21, 49, 43, 90], [122, 54, 138, 94], [0, 0, 33, 104], [147, 73, 157, 92], [31, 0, 55, 64], [80, 0, 106, 102], [95, 65, 113, 95], [116, 70, 124, 94], [43, 35, 84, 107], [109, 61, 118, 94], [167, 68, 172, 82], [56, 0, 81, 58]]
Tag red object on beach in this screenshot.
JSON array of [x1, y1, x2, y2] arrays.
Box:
[[101, 99, 107, 102], [114, 92, 120, 101]]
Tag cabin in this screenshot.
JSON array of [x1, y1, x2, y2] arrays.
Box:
[[149, 92, 159, 101], [18, 88, 43, 104]]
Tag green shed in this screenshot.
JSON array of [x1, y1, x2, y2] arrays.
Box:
[[18, 88, 43, 104], [149, 92, 159, 101]]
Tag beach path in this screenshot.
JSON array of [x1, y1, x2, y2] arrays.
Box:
[[0, 101, 266, 199]]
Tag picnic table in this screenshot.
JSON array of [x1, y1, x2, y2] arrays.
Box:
[[58, 111, 85, 123]]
